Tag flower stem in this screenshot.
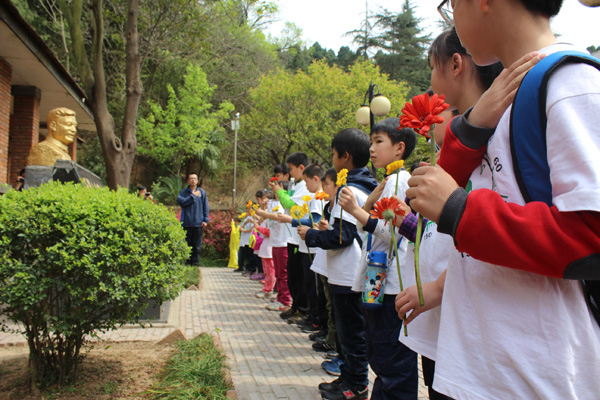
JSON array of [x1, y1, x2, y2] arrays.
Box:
[[391, 228, 408, 337], [414, 214, 425, 307], [429, 128, 437, 167], [309, 211, 315, 228], [395, 170, 399, 196]]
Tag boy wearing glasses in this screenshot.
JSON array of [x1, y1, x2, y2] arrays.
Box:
[[408, 0, 600, 398]]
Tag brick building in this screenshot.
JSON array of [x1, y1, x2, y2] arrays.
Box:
[[0, 1, 94, 187]]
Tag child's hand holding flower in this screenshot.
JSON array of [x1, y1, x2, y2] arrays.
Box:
[[297, 225, 310, 240], [338, 187, 360, 214]]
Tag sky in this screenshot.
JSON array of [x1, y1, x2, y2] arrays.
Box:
[[264, 0, 600, 54]]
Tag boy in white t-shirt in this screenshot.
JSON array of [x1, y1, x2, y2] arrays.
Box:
[[338, 119, 419, 399], [301, 128, 377, 400], [407, 1, 600, 398]]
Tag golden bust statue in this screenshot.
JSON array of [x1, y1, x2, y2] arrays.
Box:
[[27, 107, 77, 167]]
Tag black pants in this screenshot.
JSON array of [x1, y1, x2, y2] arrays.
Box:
[[330, 285, 368, 389], [185, 227, 203, 265], [422, 356, 454, 400], [302, 252, 321, 324], [364, 295, 418, 400], [287, 244, 308, 313]]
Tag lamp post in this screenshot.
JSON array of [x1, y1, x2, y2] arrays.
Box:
[[355, 83, 391, 131], [231, 113, 240, 208]]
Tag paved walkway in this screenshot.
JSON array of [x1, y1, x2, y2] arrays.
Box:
[[0, 267, 429, 399]]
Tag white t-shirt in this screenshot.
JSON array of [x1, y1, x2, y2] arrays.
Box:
[[239, 216, 254, 247], [433, 43, 600, 399], [399, 224, 454, 362], [352, 171, 410, 295], [286, 180, 310, 246], [257, 216, 273, 259], [326, 186, 368, 287], [310, 248, 328, 278], [268, 200, 289, 248]]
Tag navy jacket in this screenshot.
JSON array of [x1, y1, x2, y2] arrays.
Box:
[[177, 186, 210, 228]]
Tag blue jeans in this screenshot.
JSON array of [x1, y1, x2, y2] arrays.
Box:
[[330, 285, 368, 389], [364, 295, 418, 400]]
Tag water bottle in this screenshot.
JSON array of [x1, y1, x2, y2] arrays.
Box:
[[362, 250, 388, 308], [288, 177, 296, 196]]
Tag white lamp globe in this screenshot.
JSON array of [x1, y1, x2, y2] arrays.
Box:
[[370, 94, 391, 116], [356, 106, 371, 126]]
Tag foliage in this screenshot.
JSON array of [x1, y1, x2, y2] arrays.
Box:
[[146, 333, 232, 399], [152, 175, 185, 206], [242, 60, 409, 167], [137, 63, 234, 176], [357, 0, 431, 97], [183, 267, 201, 288], [0, 182, 188, 387], [201, 210, 235, 258]]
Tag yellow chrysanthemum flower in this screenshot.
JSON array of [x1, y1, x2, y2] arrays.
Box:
[[249, 209, 256, 216], [252, 204, 259, 210], [302, 203, 309, 214], [336, 169, 348, 187], [386, 160, 405, 175], [272, 206, 280, 211], [302, 195, 312, 202], [238, 212, 247, 219], [290, 205, 307, 220]]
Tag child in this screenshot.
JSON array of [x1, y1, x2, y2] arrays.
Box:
[[302, 128, 377, 400], [407, 1, 600, 398], [337, 119, 419, 399], [270, 152, 312, 322], [235, 204, 256, 273], [253, 190, 276, 299], [394, 27, 503, 400]]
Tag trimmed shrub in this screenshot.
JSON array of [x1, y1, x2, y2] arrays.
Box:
[[0, 182, 189, 388], [201, 210, 234, 258]]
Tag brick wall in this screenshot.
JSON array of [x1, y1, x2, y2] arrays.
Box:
[[0, 58, 11, 185], [9, 85, 40, 186]]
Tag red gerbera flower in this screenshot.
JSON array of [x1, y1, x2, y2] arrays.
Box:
[[370, 197, 406, 226], [269, 176, 278, 182], [399, 93, 450, 139]]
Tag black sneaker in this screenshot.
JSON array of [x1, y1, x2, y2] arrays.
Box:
[[318, 377, 342, 392], [320, 381, 368, 400], [280, 308, 296, 319], [286, 314, 306, 324], [233, 268, 244, 273], [313, 341, 336, 352], [301, 323, 321, 333], [324, 350, 339, 360], [309, 330, 327, 341]]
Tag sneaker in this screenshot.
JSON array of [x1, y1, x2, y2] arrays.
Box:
[[287, 314, 306, 325], [255, 291, 273, 299], [280, 308, 296, 319], [309, 330, 327, 341], [320, 381, 368, 400], [321, 357, 343, 376], [267, 302, 290, 311], [313, 341, 336, 353], [324, 350, 339, 360], [301, 323, 321, 333], [250, 273, 265, 281], [318, 378, 342, 392], [233, 267, 245, 273], [242, 270, 255, 277]]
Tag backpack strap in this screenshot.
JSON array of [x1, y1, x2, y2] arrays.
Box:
[[510, 50, 600, 205]]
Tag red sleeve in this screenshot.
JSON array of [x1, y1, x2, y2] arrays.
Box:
[[455, 188, 600, 278], [256, 225, 270, 237], [438, 122, 486, 188]]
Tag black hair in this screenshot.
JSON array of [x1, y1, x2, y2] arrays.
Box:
[[186, 172, 198, 179], [371, 118, 417, 160], [303, 163, 325, 179], [322, 167, 337, 183], [331, 128, 370, 168], [273, 163, 290, 175], [137, 185, 147, 191], [255, 189, 273, 199], [19, 169, 25, 176], [520, 0, 562, 17], [286, 152, 309, 168], [429, 27, 503, 91]]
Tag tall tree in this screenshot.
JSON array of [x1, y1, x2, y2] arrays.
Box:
[[56, 0, 141, 189], [242, 60, 409, 167], [369, 0, 431, 97]]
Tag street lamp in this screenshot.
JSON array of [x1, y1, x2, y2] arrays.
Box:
[[231, 113, 240, 208], [356, 83, 391, 130]]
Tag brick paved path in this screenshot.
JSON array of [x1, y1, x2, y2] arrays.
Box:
[[0, 267, 429, 399]]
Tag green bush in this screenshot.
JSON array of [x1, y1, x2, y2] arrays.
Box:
[[0, 182, 189, 388]]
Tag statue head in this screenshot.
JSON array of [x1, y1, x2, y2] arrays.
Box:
[[47, 107, 77, 145]]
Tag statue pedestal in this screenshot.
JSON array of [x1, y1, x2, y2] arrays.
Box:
[[24, 160, 104, 188]]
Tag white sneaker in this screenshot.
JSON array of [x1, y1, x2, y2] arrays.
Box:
[[266, 301, 290, 311], [255, 291, 273, 299]]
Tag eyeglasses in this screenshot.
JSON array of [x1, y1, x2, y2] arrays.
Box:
[[437, 0, 454, 25]]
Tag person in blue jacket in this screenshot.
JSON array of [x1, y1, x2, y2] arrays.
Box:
[[177, 173, 210, 266]]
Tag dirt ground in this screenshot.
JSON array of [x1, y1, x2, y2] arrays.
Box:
[[0, 341, 175, 400]]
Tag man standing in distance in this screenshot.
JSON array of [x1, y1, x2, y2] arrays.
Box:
[[177, 173, 210, 266]]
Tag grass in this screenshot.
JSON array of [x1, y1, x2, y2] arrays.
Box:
[[145, 333, 232, 400], [182, 267, 201, 288], [198, 255, 229, 268]]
